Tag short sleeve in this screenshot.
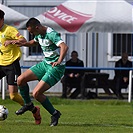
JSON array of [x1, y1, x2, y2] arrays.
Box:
[[34, 36, 39, 42], [48, 31, 64, 46], [8, 26, 24, 40]]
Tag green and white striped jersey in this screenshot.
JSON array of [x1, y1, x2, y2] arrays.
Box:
[[34, 27, 64, 64]]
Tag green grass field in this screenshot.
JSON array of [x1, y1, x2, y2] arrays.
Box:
[[0, 97, 133, 133]]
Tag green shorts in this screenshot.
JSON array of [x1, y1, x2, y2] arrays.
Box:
[[30, 61, 65, 87]]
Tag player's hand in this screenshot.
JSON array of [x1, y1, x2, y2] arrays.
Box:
[[4, 40, 18, 46], [4, 40, 12, 46], [15, 42, 23, 47], [50, 61, 60, 67]]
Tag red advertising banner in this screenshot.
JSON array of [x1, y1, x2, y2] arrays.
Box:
[[43, 4, 92, 32]]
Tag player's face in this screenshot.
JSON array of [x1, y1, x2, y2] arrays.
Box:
[[27, 26, 39, 36]]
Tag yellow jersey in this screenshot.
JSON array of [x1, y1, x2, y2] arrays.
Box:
[[0, 24, 24, 66]]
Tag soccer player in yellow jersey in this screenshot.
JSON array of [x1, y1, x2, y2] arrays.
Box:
[[0, 10, 41, 125]]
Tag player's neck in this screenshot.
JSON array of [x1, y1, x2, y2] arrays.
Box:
[[0, 23, 4, 31], [40, 26, 47, 35]]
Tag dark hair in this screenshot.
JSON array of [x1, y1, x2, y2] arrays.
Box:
[[26, 17, 41, 28], [71, 51, 78, 56], [0, 10, 5, 19]]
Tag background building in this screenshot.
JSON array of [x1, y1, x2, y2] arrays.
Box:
[[0, 0, 132, 94]]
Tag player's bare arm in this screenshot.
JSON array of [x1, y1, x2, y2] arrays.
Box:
[[4, 37, 27, 47], [18, 39, 39, 47], [51, 42, 68, 67], [14, 39, 38, 47]]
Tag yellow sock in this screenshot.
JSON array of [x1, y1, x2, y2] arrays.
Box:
[[9, 93, 24, 106]]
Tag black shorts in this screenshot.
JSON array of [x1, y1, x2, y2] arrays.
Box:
[[0, 59, 21, 85]]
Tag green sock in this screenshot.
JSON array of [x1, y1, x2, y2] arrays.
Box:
[[41, 97, 55, 115], [18, 84, 31, 104]]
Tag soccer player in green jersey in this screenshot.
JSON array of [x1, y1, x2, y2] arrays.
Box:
[[15, 18, 68, 126]]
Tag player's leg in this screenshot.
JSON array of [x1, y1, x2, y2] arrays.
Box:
[[16, 62, 50, 124], [16, 61, 47, 108], [30, 62, 62, 126], [16, 69, 41, 124], [32, 80, 61, 126], [2, 60, 24, 106], [17, 67, 41, 107], [33, 63, 65, 126], [8, 85, 24, 106], [17, 69, 36, 108]]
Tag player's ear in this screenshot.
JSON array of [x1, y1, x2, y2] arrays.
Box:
[[35, 26, 39, 29]]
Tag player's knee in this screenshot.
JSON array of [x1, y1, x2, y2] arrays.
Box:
[[17, 76, 24, 86], [32, 90, 39, 100]]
